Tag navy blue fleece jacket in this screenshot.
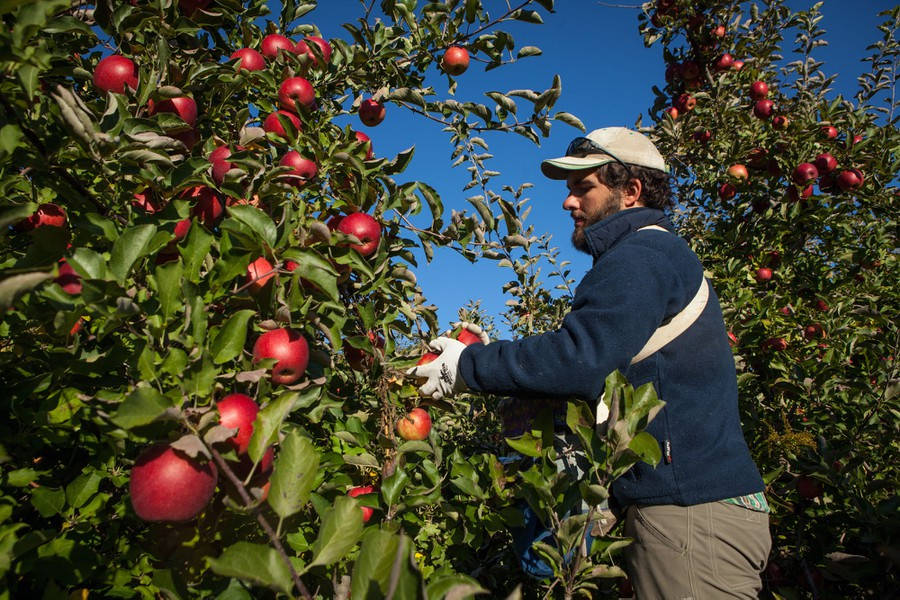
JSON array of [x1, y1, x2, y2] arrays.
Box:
[[459, 207, 764, 507]]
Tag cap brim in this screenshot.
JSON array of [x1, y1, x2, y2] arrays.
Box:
[[540, 155, 615, 180]]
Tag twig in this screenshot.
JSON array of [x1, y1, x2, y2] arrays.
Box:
[[210, 448, 313, 600]]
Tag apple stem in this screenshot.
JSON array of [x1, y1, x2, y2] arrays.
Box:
[[210, 448, 312, 600]]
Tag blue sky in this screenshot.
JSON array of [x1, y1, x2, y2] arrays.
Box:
[[279, 1, 895, 336]]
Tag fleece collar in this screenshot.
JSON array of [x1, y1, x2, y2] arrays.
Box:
[[583, 207, 673, 260]]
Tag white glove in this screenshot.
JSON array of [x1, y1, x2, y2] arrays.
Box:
[[405, 337, 468, 400]]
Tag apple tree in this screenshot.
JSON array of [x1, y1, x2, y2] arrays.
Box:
[[634, 0, 899, 597], [0, 0, 668, 598]]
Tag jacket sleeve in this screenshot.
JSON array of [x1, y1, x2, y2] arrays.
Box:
[[458, 240, 696, 401]]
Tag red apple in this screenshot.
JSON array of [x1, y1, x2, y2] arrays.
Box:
[[815, 299, 829, 312], [56, 259, 82, 295], [284, 260, 299, 272], [727, 164, 749, 182], [753, 99, 774, 119], [93, 55, 138, 94], [718, 182, 736, 200], [417, 352, 440, 365], [772, 115, 790, 130], [711, 24, 726, 38], [731, 59, 744, 70], [814, 153, 837, 174], [278, 77, 315, 112], [727, 331, 738, 346], [749, 80, 769, 100], [20, 203, 66, 230], [279, 151, 317, 186], [337, 212, 380, 256], [172, 127, 199, 151], [714, 53, 733, 71], [441, 45, 470, 76], [359, 98, 386, 127], [261, 34, 294, 58], [353, 131, 374, 160], [456, 328, 482, 346], [343, 331, 385, 371], [300, 36, 332, 65], [675, 93, 696, 112], [787, 185, 813, 202], [663, 106, 679, 119], [348, 485, 375, 522], [129, 444, 218, 522], [246, 256, 275, 292], [764, 337, 787, 351], [795, 475, 823, 499], [791, 162, 818, 186], [755, 267, 773, 282], [148, 96, 197, 127], [178, 0, 210, 15], [209, 145, 235, 184], [396, 407, 432, 441], [263, 110, 302, 137], [183, 185, 224, 226], [230, 48, 265, 71], [850, 134, 863, 146], [680, 60, 700, 80], [252, 328, 309, 384], [217, 393, 259, 455], [803, 323, 825, 340], [836, 168, 863, 191], [820, 125, 838, 139], [132, 189, 164, 214], [173, 218, 192, 241], [692, 129, 712, 143]]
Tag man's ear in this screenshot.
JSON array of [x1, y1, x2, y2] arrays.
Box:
[[622, 178, 644, 208]]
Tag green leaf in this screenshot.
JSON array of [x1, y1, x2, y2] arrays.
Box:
[[110, 224, 157, 284], [267, 432, 320, 519], [182, 222, 214, 282], [248, 392, 297, 463], [65, 471, 103, 508], [17, 64, 39, 100], [30, 487, 65, 518], [154, 259, 184, 321], [111, 387, 172, 429], [425, 574, 488, 600], [207, 542, 293, 594], [517, 46, 542, 58], [0, 271, 53, 311], [224, 205, 277, 248], [351, 529, 422, 600], [286, 252, 339, 302], [628, 432, 662, 467], [209, 309, 255, 365], [553, 111, 586, 132], [504, 431, 542, 458], [69, 247, 110, 281], [306, 496, 364, 571], [0, 124, 23, 156]]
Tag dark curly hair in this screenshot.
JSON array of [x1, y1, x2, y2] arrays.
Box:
[[595, 162, 674, 210]]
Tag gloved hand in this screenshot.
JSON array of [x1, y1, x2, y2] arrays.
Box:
[[405, 336, 469, 400], [450, 321, 490, 345]]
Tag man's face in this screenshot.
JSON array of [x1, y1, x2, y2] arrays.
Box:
[[563, 169, 623, 252]]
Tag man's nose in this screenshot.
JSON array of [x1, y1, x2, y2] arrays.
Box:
[[563, 194, 579, 211]]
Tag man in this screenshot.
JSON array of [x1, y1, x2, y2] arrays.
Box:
[[409, 128, 771, 598]]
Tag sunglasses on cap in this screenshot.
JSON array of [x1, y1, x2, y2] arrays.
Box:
[[565, 137, 635, 178]]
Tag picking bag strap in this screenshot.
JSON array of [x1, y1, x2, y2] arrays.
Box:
[[595, 225, 710, 425]]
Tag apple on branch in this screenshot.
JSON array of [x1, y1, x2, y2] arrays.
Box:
[[129, 444, 218, 522], [348, 485, 376, 522], [396, 407, 432, 441], [441, 46, 469, 76], [217, 393, 259, 455], [93, 55, 138, 94], [252, 328, 309, 384]]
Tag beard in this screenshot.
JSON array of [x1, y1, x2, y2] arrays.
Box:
[[571, 190, 623, 253]]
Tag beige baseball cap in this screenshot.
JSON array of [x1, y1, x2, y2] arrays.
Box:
[[541, 127, 668, 179]]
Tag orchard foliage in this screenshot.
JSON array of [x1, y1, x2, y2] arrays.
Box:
[[0, 0, 659, 598], [635, 0, 899, 597]]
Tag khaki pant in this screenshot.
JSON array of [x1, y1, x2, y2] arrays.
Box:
[[623, 502, 771, 599]]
